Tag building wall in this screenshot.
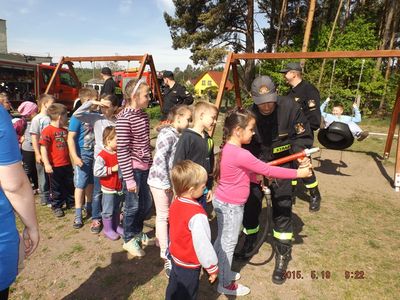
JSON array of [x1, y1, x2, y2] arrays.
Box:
[[0, 19, 7, 54], [194, 73, 216, 95]]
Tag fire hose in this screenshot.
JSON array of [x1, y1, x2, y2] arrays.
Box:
[[243, 147, 320, 260]]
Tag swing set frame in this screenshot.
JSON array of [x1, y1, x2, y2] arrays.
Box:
[[44, 54, 164, 108], [214, 49, 400, 191]]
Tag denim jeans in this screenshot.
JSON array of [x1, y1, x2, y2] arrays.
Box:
[[212, 197, 244, 287], [36, 163, 49, 204], [92, 176, 102, 220], [73, 149, 94, 189], [123, 169, 152, 242], [348, 121, 363, 137], [101, 192, 123, 218]]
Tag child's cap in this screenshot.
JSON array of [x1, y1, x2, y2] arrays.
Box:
[[18, 101, 38, 117], [162, 70, 174, 79], [279, 62, 302, 73], [251, 76, 277, 105], [101, 67, 112, 76]]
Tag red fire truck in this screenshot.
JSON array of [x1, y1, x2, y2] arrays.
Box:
[[113, 68, 162, 106], [0, 58, 80, 111]]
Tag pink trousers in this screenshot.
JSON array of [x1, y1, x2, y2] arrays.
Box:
[[149, 186, 173, 259]]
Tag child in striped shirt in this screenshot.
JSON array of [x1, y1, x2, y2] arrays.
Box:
[[116, 78, 154, 257]]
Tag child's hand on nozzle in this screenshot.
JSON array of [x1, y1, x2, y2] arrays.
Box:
[[297, 156, 310, 166], [352, 103, 358, 109], [296, 156, 312, 178], [208, 273, 218, 284], [296, 163, 313, 178], [111, 164, 119, 172]]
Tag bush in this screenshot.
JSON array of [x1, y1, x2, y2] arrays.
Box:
[[145, 106, 162, 119]]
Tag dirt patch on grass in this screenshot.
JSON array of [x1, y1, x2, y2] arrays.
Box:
[[10, 146, 400, 299]]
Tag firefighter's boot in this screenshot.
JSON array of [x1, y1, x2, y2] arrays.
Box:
[[309, 187, 321, 212], [234, 233, 258, 259], [272, 240, 292, 285]]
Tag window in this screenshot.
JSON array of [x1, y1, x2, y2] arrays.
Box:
[[41, 69, 54, 84], [207, 80, 212, 86], [60, 72, 77, 87], [202, 80, 206, 86]]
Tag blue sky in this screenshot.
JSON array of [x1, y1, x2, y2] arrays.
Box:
[[1, 0, 265, 71]]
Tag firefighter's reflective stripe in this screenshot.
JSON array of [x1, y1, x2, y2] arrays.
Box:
[[291, 180, 298, 186], [207, 138, 214, 153], [115, 86, 122, 95], [243, 225, 259, 235], [273, 230, 293, 240], [305, 180, 318, 189], [272, 144, 291, 154]]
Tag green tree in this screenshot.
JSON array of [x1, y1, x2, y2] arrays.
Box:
[[259, 16, 396, 114], [164, 0, 255, 90]]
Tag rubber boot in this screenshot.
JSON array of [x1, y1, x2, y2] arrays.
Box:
[[234, 233, 258, 259], [309, 187, 321, 212], [272, 240, 292, 285], [102, 217, 120, 240], [112, 213, 124, 237]]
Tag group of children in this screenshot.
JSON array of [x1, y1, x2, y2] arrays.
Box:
[[7, 80, 314, 298]]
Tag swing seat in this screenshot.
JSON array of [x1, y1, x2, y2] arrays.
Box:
[[317, 122, 354, 150]]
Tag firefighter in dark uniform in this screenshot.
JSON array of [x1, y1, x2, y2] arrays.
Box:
[[236, 76, 314, 284], [280, 62, 322, 212], [161, 71, 194, 121], [100, 67, 117, 96]]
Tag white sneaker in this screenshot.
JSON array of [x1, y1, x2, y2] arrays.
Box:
[[164, 258, 172, 278], [123, 238, 145, 257], [233, 272, 241, 281], [140, 232, 155, 246], [217, 282, 250, 296]]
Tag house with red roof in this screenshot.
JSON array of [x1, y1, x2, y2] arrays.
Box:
[[193, 71, 233, 96]]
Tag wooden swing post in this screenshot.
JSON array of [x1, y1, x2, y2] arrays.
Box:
[[45, 54, 164, 108]]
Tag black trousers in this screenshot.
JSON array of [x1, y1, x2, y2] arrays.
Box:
[[0, 288, 9, 300], [165, 260, 201, 300], [48, 165, 74, 209], [243, 178, 293, 239], [22, 150, 38, 189]]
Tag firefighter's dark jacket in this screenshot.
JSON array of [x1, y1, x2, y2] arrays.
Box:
[[162, 82, 194, 115], [244, 96, 314, 162], [101, 77, 117, 96], [287, 80, 321, 131]]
